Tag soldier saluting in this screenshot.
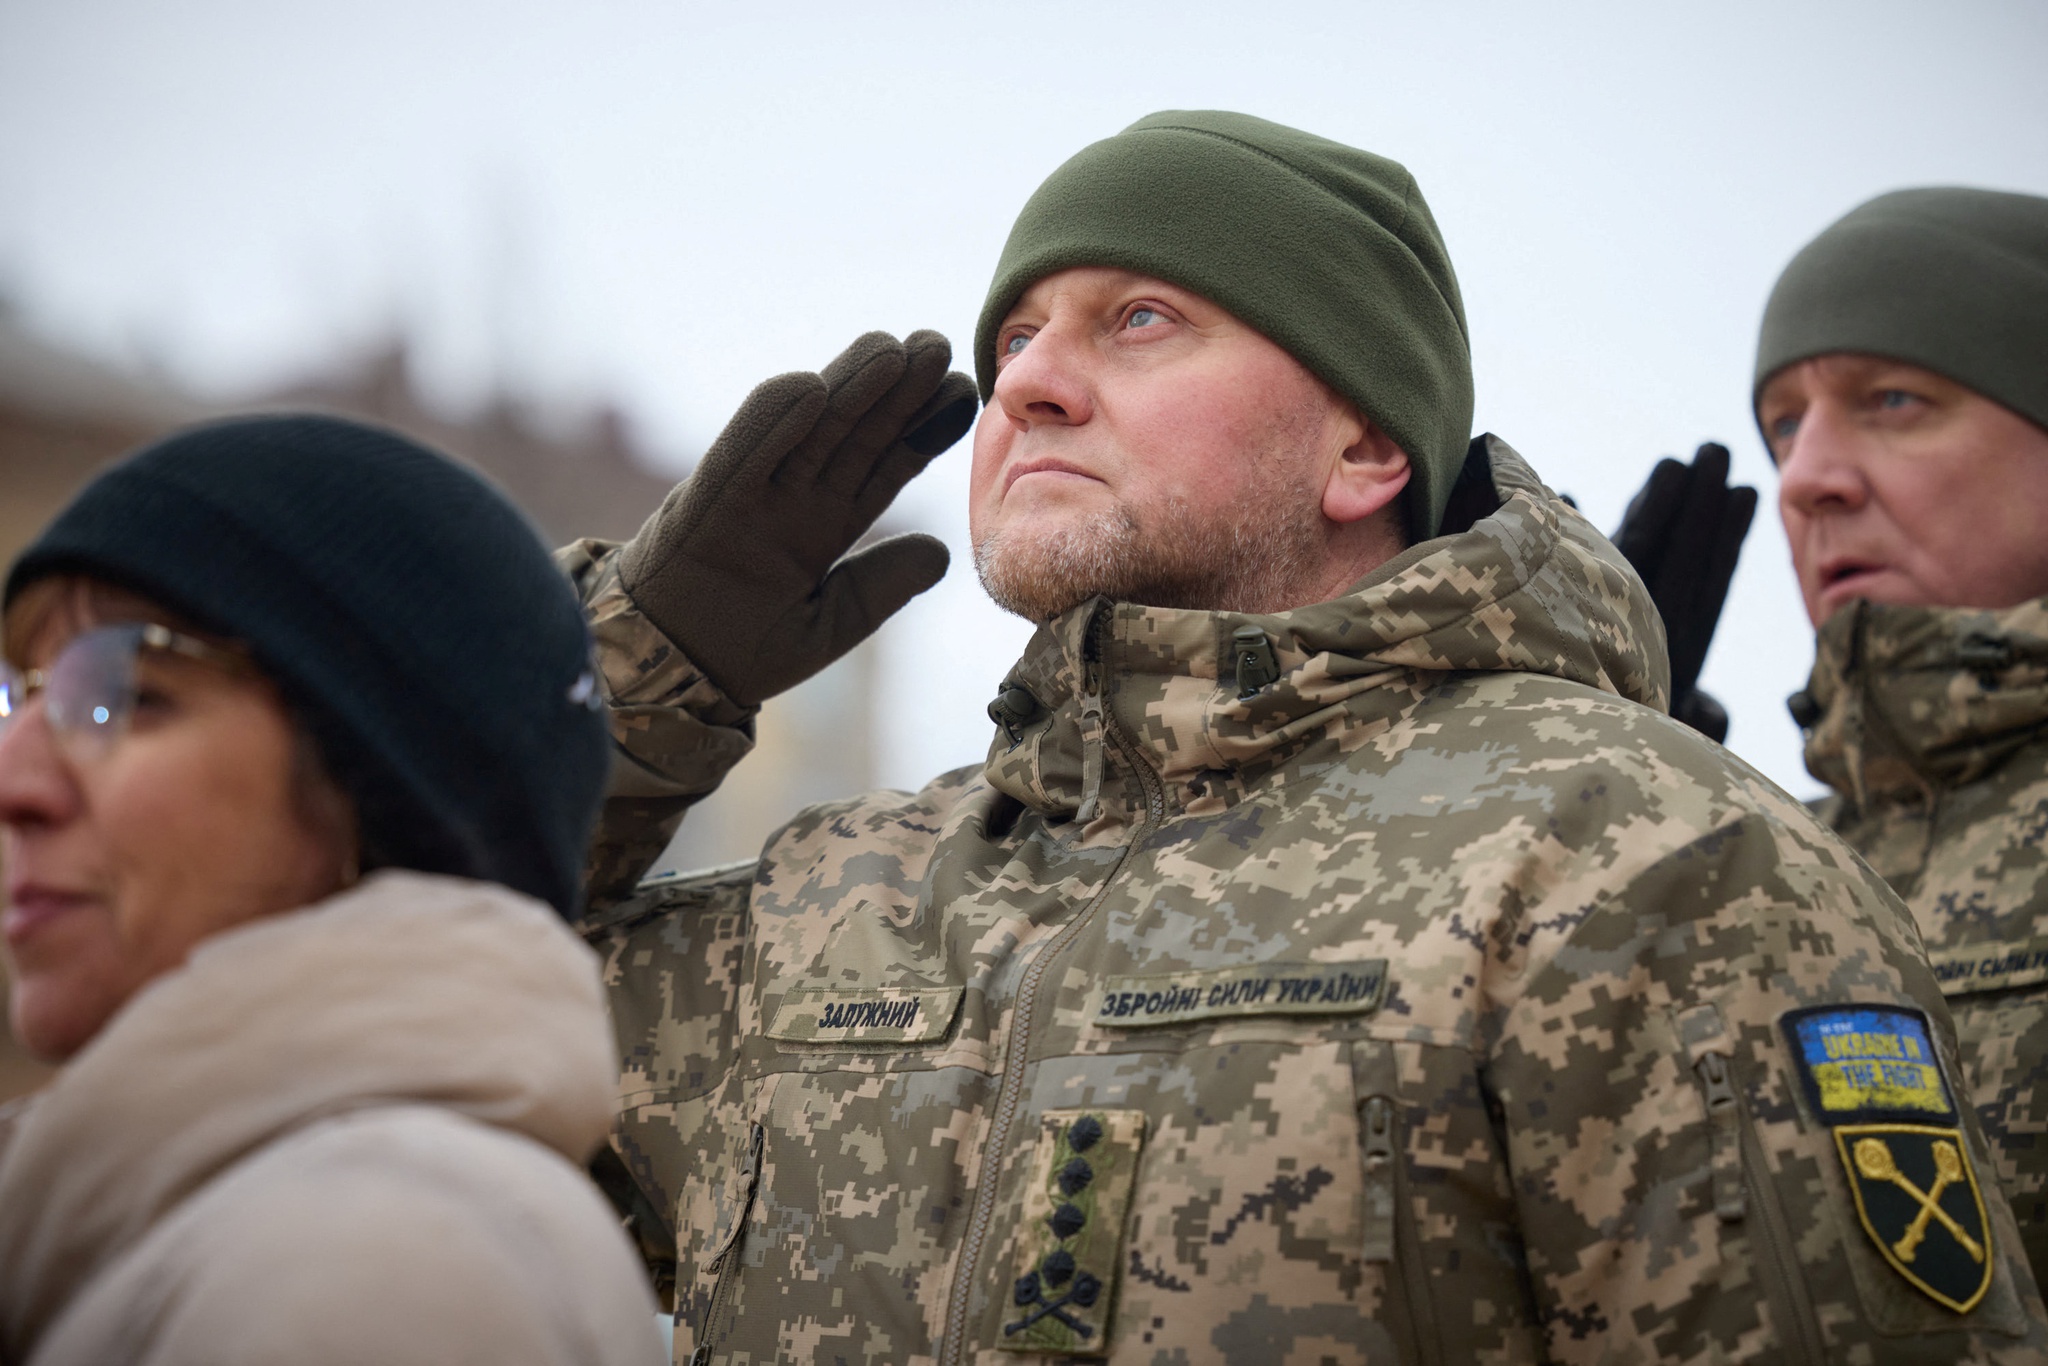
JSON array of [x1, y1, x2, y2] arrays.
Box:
[[568, 113, 2047, 1363]]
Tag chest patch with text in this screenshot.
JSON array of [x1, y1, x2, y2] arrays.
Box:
[[1927, 935, 2048, 996], [1091, 961, 1387, 1028], [766, 986, 962, 1045]]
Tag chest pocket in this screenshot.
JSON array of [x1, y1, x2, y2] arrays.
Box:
[[765, 985, 962, 1045], [758, 899, 966, 1052]]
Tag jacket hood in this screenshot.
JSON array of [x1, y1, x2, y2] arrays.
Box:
[[1799, 596, 2048, 808], [983, 434, 1669, 832], [0, 870, 618, 1361]]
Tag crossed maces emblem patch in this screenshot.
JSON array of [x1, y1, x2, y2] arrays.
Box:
[[1782, 1006, 1992, 1312]]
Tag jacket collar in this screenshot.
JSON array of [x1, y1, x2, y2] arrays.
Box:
[[983, 435, 1669, 837], [1800, 597, 2048, 808]]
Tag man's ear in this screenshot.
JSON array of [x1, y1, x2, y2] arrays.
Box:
[[1322, 413, 1411, 526]]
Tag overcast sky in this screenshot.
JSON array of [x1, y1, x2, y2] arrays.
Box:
[[4, 0, 2045, 798]]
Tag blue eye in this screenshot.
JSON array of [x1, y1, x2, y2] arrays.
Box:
[[1004, 334, 1029, 356], [1878, 390, 1916, 409], [1771, 416, 1800, 441], [1127, 307, 1162, 329]]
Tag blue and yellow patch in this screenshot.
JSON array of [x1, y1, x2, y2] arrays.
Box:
[[1782, 1004, 1951, 1122], [1781, 1006, 1991, 1312]]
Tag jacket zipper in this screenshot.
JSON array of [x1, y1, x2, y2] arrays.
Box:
[[1693, 1054, 1747, 1222], [1389, 1119, 1439, 1366], [688, 1121, 764, 1366], [1693, 1050, 1821, 1363], [1739, 1107, 1824, 1366], [1361, 1094, 1441, 1366], [938, 611, 1166, 1366]]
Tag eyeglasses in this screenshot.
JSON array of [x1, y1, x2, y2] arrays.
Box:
[[0, 622, 251, 763]]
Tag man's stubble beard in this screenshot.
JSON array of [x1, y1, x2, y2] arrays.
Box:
[[973, 412, 1338, 623]]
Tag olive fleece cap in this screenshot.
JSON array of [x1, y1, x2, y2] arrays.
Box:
[[974, 110, 1474, 539], [1755, 186, 2048, 434]]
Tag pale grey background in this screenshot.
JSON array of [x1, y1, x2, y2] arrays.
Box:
[[4, 0, 2045, 800]]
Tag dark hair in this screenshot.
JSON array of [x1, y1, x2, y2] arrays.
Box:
[[4, 573, 364, 877]]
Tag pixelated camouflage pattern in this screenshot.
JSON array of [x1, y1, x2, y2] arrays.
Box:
[[584, 438, 2048, 1365], [558, 539, 759, 905], [1802, 596, 2048, 1288]]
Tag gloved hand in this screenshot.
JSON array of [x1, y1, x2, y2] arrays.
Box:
[[619, 330, 978, 707], [1610, 441, 1758, 744]]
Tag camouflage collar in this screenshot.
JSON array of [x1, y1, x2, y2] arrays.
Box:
[[1800, 598, 2048, 806], [982, 436, 1668, 836]]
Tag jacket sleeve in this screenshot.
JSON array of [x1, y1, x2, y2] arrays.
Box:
[[558, 539, 759, 907], [1488, 805, 2048, 1364], [581, 858, 758, 1307]]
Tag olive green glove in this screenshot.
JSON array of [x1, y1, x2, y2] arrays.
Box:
[[618, 330, 978, 707]]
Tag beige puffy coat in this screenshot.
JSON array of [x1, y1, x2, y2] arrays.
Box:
[[0, 871, 662, 1366]]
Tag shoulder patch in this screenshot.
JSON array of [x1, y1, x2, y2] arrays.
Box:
[[1091, 961, 1387, 1029], [1781, 1005, 1991, 1313], [1780, 1004, 1953, 1123]]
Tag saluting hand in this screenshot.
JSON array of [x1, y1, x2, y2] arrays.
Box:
[[619, 330, 978, 707]]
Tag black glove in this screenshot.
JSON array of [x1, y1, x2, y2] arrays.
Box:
[[1610, 442, 1758, 744], [619, 330, 978, 707]]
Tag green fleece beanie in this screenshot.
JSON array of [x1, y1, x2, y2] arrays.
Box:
[[1755, 186, 2048, 434], [975, 110, 1473, 539]]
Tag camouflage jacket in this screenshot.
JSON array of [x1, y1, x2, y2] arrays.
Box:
[[570, 439, 2047, 1366], [1801, 597, 2048, 1289]]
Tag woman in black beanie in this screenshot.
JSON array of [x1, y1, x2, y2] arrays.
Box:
[[0, 415, 658, 1365]]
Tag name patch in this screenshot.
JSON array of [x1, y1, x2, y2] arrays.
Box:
[[1781, 1004, 1954, 1123], [1092, 961, 1387, 1028], [1928, 936, 2048, 996], [767, 986, 962, 1045]]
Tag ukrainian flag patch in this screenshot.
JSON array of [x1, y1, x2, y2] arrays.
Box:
[[1782, 1005, 1991, 1312], [1782, 1004, 1952, 1122]]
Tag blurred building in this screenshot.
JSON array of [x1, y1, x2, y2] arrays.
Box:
[[0, 312, 885, 1099]]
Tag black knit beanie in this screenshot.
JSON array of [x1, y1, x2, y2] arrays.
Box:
[[1755, 186, 2048, 435], [975, 110, 1474, 539], [4, 414, 609, 919]]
